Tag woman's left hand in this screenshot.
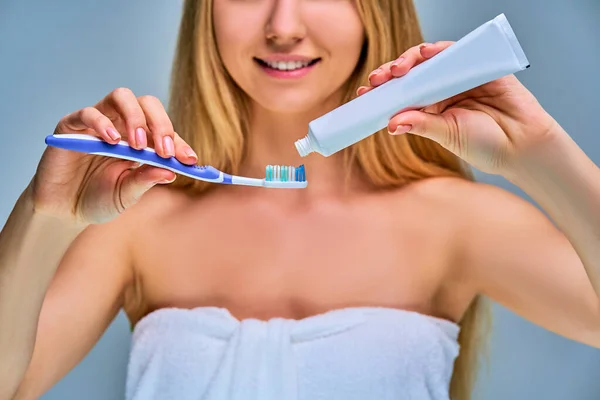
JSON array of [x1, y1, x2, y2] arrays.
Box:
[[357, 41, 562, 175]]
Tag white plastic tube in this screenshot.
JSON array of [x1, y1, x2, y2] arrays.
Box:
[[295, 13, 530, 157]]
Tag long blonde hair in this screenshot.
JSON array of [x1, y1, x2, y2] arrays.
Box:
[[168, 0, 490, 398]]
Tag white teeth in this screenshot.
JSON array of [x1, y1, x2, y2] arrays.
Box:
[[265, 60, 311, 71]]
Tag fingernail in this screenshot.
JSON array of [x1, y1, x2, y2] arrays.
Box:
[[389, 125, 412, 135], [156, 175, 176, 185], [107, 128, 120, 141], [420, 43, 431, 50], [391, 57, 405, 68], [368, 68, 382, 78], [163, 136, 175, 157], [184, 146, 197, 159], [136, 128, 147, 148]]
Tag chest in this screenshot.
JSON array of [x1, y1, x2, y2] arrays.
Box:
[[130, 198, 453, 322]]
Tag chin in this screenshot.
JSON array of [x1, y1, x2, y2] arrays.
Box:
[[251, 85, 344, 118], [252, 89, 330, 115]]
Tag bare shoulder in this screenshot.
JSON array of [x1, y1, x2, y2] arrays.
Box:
[[392, 176, 556, 317], [402, 176, 561, 280], [389, 175, 555, 269], [60, 186, 188, 284], [401, 175, 501, 203], [72, 186, 189, 249], [112, 184, 198, 263], [402, 176, 543, 226], [113, 184, 196, 235]]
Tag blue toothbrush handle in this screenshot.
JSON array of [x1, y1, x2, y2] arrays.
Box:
[[44, 134, 229, 183]]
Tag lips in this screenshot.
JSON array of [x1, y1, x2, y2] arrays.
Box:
[[254, 57, 321, 72]]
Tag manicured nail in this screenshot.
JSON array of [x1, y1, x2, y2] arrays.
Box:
[[107, 127, 120, 141], [157, 179, 173, 185], [135, 127, 147, 148], [163, 136, 175, 157], [184, 146, 197, 159], [368, 68, 382, 78], [389, 125, 412, 135], [391, 57, 405, 68], [156, 174, 176, 184]]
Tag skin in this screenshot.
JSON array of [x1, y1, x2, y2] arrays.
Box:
[[1, 1, 600, 399]]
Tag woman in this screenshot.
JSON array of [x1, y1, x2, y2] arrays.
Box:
[[1, 0, 599, 399]]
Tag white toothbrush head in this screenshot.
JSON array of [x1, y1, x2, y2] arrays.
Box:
[[229, 164, 307, 188], [263, 164, 307, 188]]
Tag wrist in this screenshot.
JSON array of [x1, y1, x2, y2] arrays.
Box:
[[21, 183, 89, 233], [503, 122, 572, 186], [0, 185, 87, 276], [503, 125, 600, 221]]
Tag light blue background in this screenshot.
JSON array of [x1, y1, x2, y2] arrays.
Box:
[[0, 1, 599, 399]]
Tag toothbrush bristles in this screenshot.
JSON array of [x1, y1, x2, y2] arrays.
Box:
[[265, 164, 306, 182]]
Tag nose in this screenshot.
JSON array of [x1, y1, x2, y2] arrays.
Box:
[[265, 0, 306, 47]]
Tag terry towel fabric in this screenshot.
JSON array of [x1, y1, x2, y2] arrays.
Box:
[[126, 306, 460, 400]]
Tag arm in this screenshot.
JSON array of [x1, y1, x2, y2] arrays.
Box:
[[1, 88, 189, 399], [359, 40, 600, 345], [0, 187, 134, 400], [459, 136, 600, 347], [507, 129, 600, 296]]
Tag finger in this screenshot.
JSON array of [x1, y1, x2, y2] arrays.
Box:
[[96, 88, 147, 149], [173, 133, 198, 164], [56, 107, 121, 144], [118, 164, 176, 210], [389, 41, 454, 78], [366, 43, 426, 87], [368, 61, 394, 87], [356, 85, 374, 96], [387, 109, 460, 151], [368, 41, 456, 87], [137, 95, 179, 159], [388, 43, 431, 78], [419, 40, 454, 59]]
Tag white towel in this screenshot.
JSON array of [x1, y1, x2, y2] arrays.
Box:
[[126, 306, 460, 400]]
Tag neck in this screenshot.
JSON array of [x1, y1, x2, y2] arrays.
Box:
[[240, 96, 365, 198]]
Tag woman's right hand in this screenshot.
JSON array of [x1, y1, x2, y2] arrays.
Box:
[[29, 88, 198, 224]]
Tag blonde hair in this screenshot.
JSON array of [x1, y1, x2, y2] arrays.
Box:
[[168, 0, 490, 398]]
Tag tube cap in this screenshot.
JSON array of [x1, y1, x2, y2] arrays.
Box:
[[295, 135, 313, 157]]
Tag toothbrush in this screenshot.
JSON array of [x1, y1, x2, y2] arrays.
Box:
[[44, 134, 307, 188]]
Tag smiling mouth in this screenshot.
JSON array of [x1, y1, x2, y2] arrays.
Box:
[[253, 57, 321, 72]]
